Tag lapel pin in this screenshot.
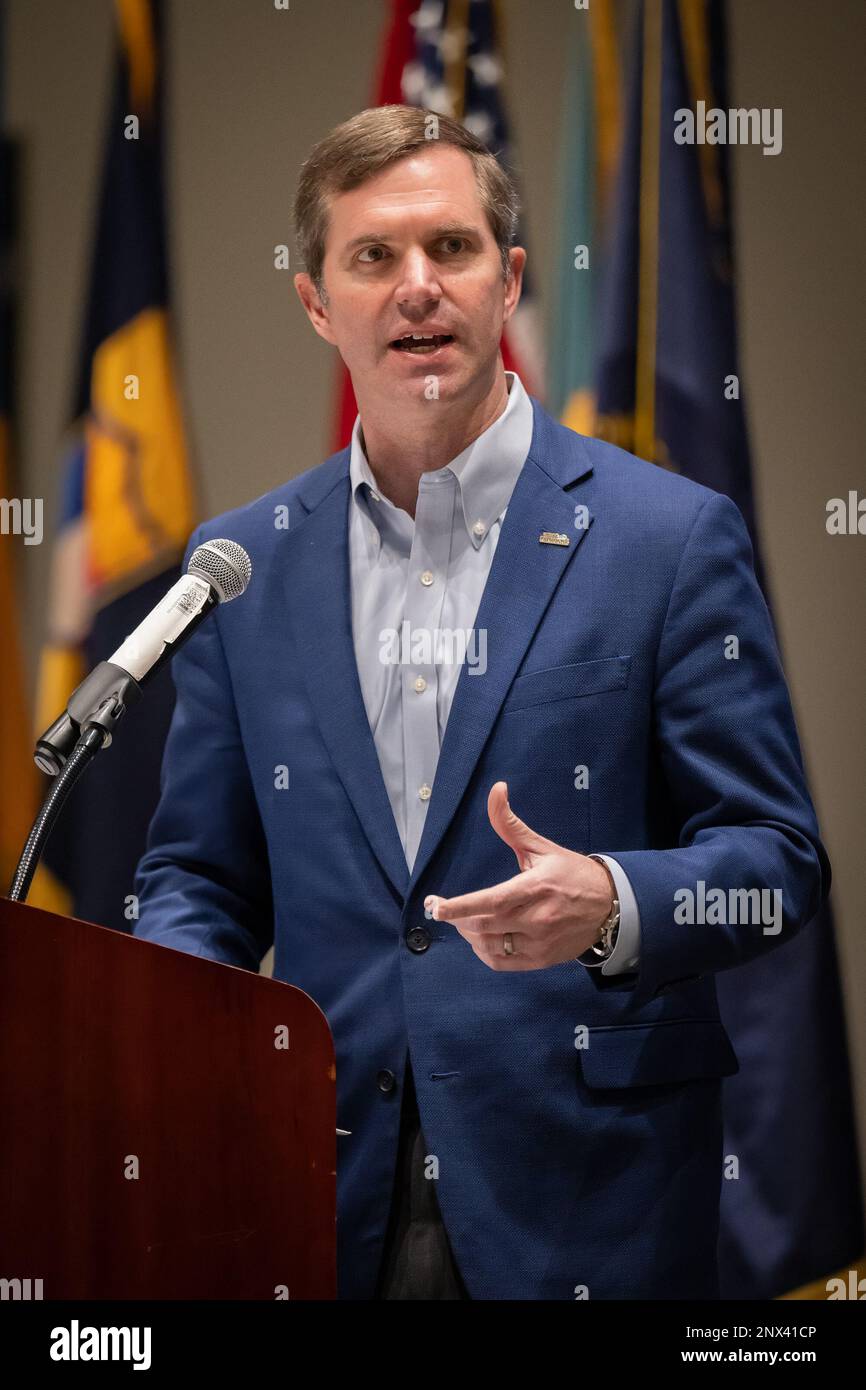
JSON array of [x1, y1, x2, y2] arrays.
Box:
[[539, 531, 570, 546]]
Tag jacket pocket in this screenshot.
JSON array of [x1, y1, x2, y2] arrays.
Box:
[[578, 1017, 739, 1088], [502, 655, 630, 713]]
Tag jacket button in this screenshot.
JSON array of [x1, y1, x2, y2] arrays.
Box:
[[377, 1069, 396, 1093], [406, 926, 431, 953]]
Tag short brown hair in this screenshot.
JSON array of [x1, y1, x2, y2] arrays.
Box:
[[293, 105, 521, 301]]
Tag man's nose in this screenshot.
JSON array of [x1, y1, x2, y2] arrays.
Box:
[[395, 248, 443, 305]]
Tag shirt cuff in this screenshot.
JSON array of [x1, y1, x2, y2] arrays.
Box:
[[581, 854, 641, 975]]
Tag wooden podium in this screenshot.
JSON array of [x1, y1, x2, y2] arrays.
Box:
[[0, 897, 336, 1299]]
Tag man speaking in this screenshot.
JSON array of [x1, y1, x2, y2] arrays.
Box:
[[133, 106, 829, 1300]]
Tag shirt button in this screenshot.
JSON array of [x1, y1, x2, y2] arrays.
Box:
[[418, 784, 432, 801], [472, 520, 485, 537], [413, 676, 427, 693], [420, 570, 434, 586], [370, 491, 381, 502], [377, 1069, 396, 1093]]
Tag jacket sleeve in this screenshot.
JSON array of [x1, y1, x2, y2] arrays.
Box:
[[132, 526, 274, 970], [598, 490, 831, 1009]]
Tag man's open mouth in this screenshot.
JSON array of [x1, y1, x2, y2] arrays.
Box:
[[389, 334, 455, 354]]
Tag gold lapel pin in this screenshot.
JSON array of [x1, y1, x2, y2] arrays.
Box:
[[539, 531, 570, 546]]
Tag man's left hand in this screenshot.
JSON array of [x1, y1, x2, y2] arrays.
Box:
[[424, 781, 614, 971]]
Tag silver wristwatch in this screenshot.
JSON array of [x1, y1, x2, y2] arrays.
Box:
[[583, 855, 621, 965]]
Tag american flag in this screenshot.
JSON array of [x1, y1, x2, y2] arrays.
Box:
[[332, 0, 546, 448]]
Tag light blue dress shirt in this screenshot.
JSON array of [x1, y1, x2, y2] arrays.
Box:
[[347, 370, 639, 975]]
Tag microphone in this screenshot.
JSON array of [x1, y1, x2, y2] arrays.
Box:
[[34, 539, 252, 775]]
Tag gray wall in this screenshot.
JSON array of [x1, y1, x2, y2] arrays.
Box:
[[6, 0, 866, 1174]]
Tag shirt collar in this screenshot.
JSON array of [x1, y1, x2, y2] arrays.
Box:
[[349, 371, 533, 557]]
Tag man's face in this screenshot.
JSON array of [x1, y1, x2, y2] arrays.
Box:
[[294, 143, 525, 406]]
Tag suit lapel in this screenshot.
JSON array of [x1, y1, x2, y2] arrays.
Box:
[[406, 411, 594, 896], [283, 459, 411, 901]]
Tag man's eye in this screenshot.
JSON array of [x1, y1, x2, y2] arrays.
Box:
[[356, 238, 468, 264]]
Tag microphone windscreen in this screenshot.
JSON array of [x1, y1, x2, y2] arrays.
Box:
[[188, 539, 252, 602]]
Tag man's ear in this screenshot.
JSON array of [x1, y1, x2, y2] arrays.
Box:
[[293, 272, 338, 346], [502, 247, 526, 326]]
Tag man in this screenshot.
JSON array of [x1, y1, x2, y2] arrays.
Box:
[[133, 105, 830, 1300]]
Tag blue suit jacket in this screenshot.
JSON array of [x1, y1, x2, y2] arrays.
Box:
[[134, 398, 830, 1299]]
